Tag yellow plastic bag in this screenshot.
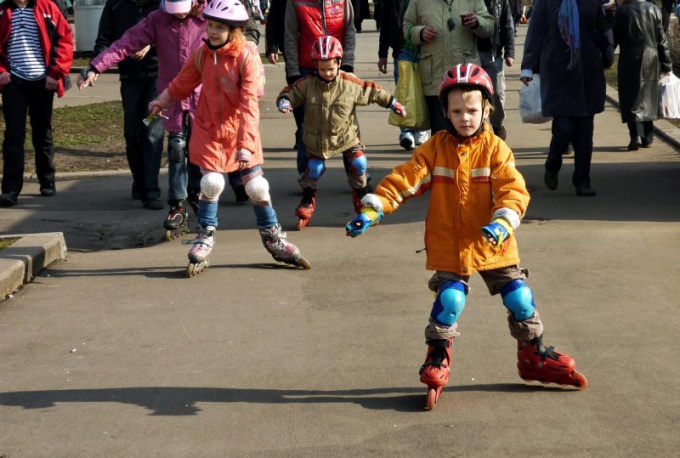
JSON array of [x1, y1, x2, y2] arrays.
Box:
[[388, 60, 430, 131]]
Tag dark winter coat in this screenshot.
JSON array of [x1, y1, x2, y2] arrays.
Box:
[[478, 0, 515, 59], [613, 0, 672, 123], [91, 0, 160, 81], [521, 0, 612, 117], [378, 0, 405, 59], [265, 0, 287, 57]]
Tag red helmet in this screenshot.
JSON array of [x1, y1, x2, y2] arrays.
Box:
[[311, 36, 344, 61], [439, 64, 494, 105]]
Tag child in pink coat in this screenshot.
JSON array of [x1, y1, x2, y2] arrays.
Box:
[[149, 0, 310, 274]]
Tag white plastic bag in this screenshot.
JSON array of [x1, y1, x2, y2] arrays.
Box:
[[519, 74, 552, 124], [658, 72, 680, 119]]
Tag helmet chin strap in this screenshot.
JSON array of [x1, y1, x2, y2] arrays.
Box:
[[448, 119, 485, 140], [203, 37, 230, 50]]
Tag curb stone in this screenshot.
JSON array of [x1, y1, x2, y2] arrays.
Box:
[[0, 233, 67, 301]]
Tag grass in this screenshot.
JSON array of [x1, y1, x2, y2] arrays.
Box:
[[0, 237, 19, 251]]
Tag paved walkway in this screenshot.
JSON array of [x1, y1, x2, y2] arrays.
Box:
[[1, 25, 680, 457]]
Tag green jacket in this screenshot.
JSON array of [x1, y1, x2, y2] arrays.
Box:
[[403, 0, 494, 96], [278, 72, 395, 158]]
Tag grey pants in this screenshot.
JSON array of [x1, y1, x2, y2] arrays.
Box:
[[424, 266, 544, 341]]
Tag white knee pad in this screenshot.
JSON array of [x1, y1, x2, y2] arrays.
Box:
[[245, 175, 270, 203], [200, 172, 225, 201]]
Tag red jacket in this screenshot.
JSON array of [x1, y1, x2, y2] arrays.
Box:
[[0, 0, 74, 97]]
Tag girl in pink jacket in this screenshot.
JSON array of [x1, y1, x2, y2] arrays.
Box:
[[150, 0, 310, 276]]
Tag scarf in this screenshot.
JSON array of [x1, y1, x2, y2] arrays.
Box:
[[558, 0, 580, 70]]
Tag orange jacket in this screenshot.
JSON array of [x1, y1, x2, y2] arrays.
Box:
[[373, 125, 530, 276], [168, 34, 262, 173]]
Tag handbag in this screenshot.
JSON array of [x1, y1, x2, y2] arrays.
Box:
[[388, 51, 430, 131], [519, 74, 552, 124], [658, 72, 680, 119]]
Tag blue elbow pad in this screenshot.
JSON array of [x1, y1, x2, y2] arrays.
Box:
[[500, 280, 536, 321], [430, 281, 467, 327], [307, 157, 326, 180]]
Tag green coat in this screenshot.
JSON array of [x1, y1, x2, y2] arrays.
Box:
[[403, 0, 494, 96], [278, 72, 395, 158]]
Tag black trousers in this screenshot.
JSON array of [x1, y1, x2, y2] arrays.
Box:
[[1, 76, 55, 195]]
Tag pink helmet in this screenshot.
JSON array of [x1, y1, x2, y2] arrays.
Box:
[[311, 36, 344, 61], [162, 0, 193, 14], [203, 0, 250, 26]]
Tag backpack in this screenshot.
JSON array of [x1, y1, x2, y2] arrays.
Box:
[[193, 42, 265, 98]]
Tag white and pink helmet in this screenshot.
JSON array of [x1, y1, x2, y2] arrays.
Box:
[[161, 0, 194, 14], [203, 0, 250, 26]]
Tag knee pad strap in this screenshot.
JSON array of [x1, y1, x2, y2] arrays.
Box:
[[307, 157, 326, 181], [430, 280, 466, 327], [200, 172, 225, 201], [500, 280, 536, 321]]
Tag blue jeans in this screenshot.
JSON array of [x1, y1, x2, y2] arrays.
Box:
[[547, 116, 595, 188], [197, 166, 278, 229], [120, 79, 164, 201], [293, 67, 316, 175], [167, 112, 202, 202]]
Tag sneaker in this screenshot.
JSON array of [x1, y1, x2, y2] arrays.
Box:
[[575, 186, 597, 197], [0, 191, 18, 207], [414, 131, 429, 146], [40, 182, 56, 197], [399, 131, 415, 150]]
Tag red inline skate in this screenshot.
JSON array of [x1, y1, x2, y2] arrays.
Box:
[[295, 187, 316, 230], [419, 338, 453, 410], [517, 336, 588, 389]]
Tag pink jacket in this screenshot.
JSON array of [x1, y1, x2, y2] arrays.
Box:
[[90, 8, 205, 133], [167, 34, 263, 173]]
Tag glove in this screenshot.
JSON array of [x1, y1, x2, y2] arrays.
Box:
[[277, 98, 292, 113], [345, 207, 384, 237], [340, 65, 354, 73], [481, 218, 514, 246], [390, 99, 407, 118], [286, 74, 301, 85], [236, 148, 252, 163]]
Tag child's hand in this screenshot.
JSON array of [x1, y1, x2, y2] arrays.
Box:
[[236, 148, 252, 170], [481, 218, 514, 246], [346, 207, 383, 237], [277, 98, 292, 114], [77, 67, 98, 90], [390, 99, 407, 118], [147, 89, 174, 117]]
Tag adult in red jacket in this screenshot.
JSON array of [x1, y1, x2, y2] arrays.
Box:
[[0, 0, 73, 207]]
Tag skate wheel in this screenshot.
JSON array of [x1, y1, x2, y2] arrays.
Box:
[[296, 218, 307, 231], [186, 260, 209, 278], [571, 371, 588, 390], [297, 256, 312, 270], [165, 230, 174, 242], [426, 386, 442, 411], [186, 263, 197, 277]]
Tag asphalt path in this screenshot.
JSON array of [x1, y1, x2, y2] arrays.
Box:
[[1, 25, 680, 457]]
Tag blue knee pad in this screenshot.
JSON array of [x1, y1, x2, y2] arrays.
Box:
[[307, 157, 326, 180], [350, 152, 367, 176], [430, 281, 466, 327], [500, 280, 536, 321]]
